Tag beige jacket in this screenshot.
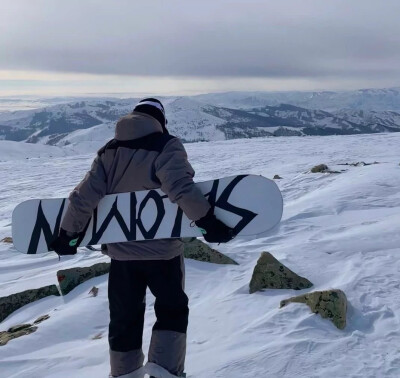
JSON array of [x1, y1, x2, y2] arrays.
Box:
[[61, 111, 210, 260]]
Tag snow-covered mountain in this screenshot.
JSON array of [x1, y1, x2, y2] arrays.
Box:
[[334, 109, 400, 133], [194, 87, 400, 112], [1, 94, 400, 149], [0, 98, 135, 145]]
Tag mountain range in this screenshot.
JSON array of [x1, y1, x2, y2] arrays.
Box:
[[1, 87, 400, 147]]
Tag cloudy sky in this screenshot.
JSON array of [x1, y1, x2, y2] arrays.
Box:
[[1, 0, 400, 96]]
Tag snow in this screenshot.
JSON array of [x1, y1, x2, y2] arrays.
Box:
[[0, 140, 67, 162], [1, 133, 400, 377]]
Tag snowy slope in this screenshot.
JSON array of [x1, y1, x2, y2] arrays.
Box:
[[0, 140, 67, 162], [59, 122, 115, 152], [1, 133, 400, 377]]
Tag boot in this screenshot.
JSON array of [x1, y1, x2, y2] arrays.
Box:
[[109, 366, 145, 377]]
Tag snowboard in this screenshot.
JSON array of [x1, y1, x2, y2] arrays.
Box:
[[12, 175, 283, 254]]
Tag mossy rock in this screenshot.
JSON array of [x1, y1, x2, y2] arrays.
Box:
[[249, 252, 313, 293], [311, 164, 329, 173], [0, 324, 38, 346], [0, 285, 60, 323], [57, 262, 111, 296], [34, 314, 50, 325], [280, 289, 348, 330], [182, 238, 238, 265]]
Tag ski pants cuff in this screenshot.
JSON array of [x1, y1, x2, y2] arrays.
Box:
[[110, 349, 144, 377]]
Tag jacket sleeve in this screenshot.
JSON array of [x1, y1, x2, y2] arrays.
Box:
[[61, 155, 107, 233], [154, 138, 211, 221]]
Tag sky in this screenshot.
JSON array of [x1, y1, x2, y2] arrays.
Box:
[[1, 0, 400, 97]]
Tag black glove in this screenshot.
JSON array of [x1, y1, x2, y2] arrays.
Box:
[[195, 208, 236, 243], [50, 228, 83, 255]]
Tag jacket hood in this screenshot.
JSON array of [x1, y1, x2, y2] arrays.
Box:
[[115, 111, 163, 141]]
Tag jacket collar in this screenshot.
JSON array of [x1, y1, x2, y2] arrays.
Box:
[[115, 111, 163, 141]]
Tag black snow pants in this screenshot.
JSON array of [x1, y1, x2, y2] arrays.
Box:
[[108, 254, 188, 377]]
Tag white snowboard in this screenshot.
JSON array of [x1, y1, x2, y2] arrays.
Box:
[[12, 175, 283, 254]]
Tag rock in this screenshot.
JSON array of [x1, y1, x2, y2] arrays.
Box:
[[0, 285, 60, 323], [273, 175, 283, 179], [280, 289, 348, 330], [92, 332, 103, 340], [311, 164, 329, 173], [57, 262, 110, 296], [8, 323, 32, 332], [0, 324, 38, 346], [182, 238, 238, 265], [249, 252, 313, 294], [338, 161, 380, 167], [88, 286, 99, 297], [33, 314, 50, 325], [310, 164, 341, 174], [1, 237, 12, 243]]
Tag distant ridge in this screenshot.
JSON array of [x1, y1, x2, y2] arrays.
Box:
[[0, 87, 400, 147]]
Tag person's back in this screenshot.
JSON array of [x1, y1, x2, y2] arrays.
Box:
[[51, 98, 234, 378]]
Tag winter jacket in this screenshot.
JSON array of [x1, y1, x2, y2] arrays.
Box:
[[61, 111, 211, 260]]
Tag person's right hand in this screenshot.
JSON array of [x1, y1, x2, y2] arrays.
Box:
[[50, 228, 82, 255], [195, 209, 236, 243]]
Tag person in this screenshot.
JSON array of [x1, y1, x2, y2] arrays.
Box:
[[51, 98, 235, 378]]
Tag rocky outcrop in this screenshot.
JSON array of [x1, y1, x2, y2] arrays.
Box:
[[57, 263, 111, 296], [0, 285, 60, 323], [249, 252, 313, 294], [0, 323, 38, 346], [1, 237, 12, 243], [280, 289, 348, 330], [0, 314, 50, 346], [182, 238, 238, 265]]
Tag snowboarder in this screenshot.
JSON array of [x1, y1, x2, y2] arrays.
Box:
[[51, 98, 235, 378]]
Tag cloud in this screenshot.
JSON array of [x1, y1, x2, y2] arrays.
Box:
[[1, 0, 400, 84]]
